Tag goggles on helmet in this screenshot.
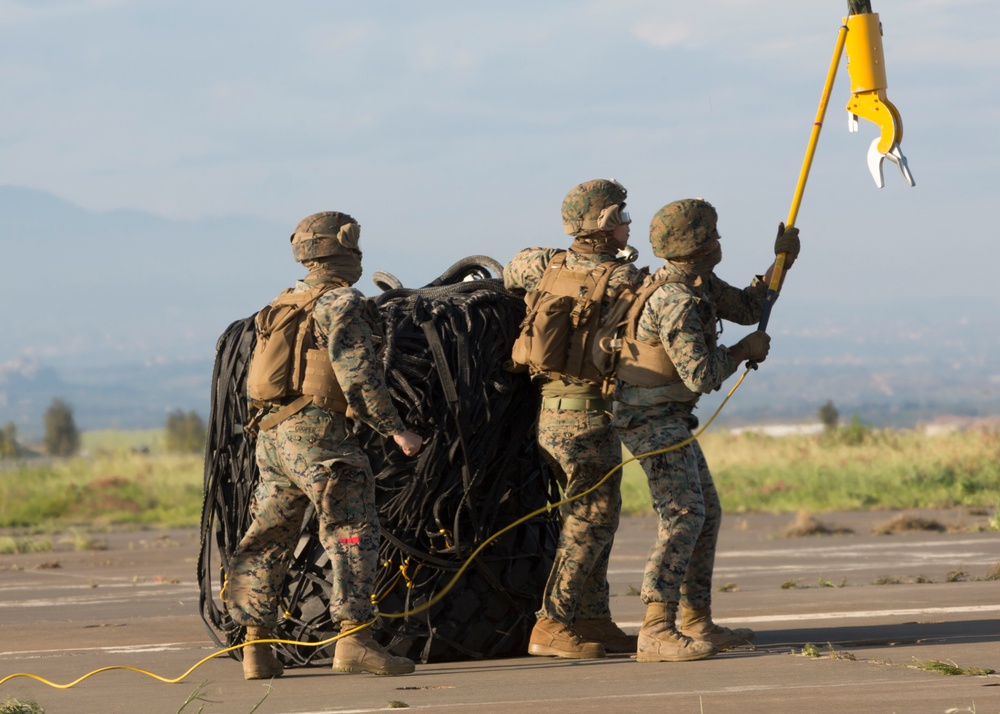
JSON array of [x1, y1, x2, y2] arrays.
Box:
[[597, 204, 631, 231]]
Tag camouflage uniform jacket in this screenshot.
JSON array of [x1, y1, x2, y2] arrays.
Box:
[[303, 278, 405, 437], [616, 263, 766, 408], [504, 247, 642, 399]]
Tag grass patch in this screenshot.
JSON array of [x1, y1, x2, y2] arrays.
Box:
[[800, 642, 820, 657], [6, 427, 1000, 530], [0, 698, 44, 714], [175, 681, 218, 712], [0, 536, 54, 554], [793, 642, 858, 662], [913, 659, 995, 676], [0, 699, 44, 714], [872, 513, 947, 535], [871, 575, 904, 585], [779, 577, 845, 590], [175, 680, 272, 714], [0, 451, 203, 529], [59, 528, 108, 551], [622, 429, 1000, 515], [816, 577, 843, 588], [782, 510, 855, 538]]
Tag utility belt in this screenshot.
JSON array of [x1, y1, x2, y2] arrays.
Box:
[[247, 393, 349, 433], [540, 396, 612, 412]]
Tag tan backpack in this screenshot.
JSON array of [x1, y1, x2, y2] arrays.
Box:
[[510, 252, 615, 383], [247, 284, 348, 430]]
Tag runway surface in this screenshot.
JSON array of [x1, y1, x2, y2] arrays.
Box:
[[1, 509, 997, 713]]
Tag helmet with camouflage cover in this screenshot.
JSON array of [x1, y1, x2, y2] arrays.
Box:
[[290, 211, 361, 263], [649, 198, 719, 259], [561, 179, 629, 237]]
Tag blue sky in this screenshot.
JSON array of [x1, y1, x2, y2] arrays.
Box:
[[2, 0, 998, 310]]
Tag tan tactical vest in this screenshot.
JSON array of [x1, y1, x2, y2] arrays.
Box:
[[246, 283, 349, 431], [616, 275, 718, 388], [510, 252, 615, 383]]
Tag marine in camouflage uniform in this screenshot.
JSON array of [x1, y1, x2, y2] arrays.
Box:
[[228, 211, 423, 680], [504, 179, 643, 659], [612, 198, 800, 662]]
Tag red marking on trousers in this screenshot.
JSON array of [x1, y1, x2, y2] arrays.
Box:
[[340, 536, 360, 544]]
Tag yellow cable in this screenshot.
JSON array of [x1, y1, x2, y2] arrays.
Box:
[[0, 622, 377, 689]]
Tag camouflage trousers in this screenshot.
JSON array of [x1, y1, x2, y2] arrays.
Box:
[[612, 403, 720, 609], [536, 407, 623, 624], [228, 407, 380, 628]]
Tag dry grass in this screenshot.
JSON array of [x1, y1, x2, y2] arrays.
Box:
[[912, 659, 995, 676], [0, 452, 203, 528], [623, 427, 1000, 515], [782, 510, 855, 538], [872, 513, 947, 535], [0, 698, 45, 714]]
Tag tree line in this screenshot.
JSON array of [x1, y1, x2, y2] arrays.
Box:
[[0, 399, 206, 457]]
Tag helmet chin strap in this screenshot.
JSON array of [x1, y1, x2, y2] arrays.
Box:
[[570, 234, 618, 255], [615, 245, 639, 264]]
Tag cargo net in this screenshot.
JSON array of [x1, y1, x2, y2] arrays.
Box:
[[198, 256, 559, 666]]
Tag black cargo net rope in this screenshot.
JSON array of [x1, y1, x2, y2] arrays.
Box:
[[198, 257, 559, 666]]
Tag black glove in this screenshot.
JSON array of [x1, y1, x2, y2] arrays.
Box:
[[736, 331, 771, 362], [774, 223, 800, 269]]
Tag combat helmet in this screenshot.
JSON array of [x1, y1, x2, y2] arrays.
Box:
[[649, 199, 719, 259], [290, 211, 361, 263], [561, 179, 629, 237]]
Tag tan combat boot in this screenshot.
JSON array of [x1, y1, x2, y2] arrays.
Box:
[[333, 621, 415, 675], [574, 618, 638, 654], [527, 617, 606, 659], [679, 604, 755, 650], [637, 602, 717, 663], [242, 626, 284, 680]]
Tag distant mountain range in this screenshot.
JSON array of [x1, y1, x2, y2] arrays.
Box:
[[3, 186, 999, 439]]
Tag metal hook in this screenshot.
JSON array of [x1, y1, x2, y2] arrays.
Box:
[[866, 138, 915, 188]]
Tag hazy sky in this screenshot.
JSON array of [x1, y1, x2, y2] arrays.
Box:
[[2, 0, 998, 310]]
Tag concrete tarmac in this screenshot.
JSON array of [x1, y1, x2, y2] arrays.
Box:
[[1, 510, 998, 714]]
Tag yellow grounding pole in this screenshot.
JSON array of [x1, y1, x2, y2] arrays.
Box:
[[757, 20, 850, 333]]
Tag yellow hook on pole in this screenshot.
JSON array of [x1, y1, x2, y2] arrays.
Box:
[[845, 11, 915, 188]]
